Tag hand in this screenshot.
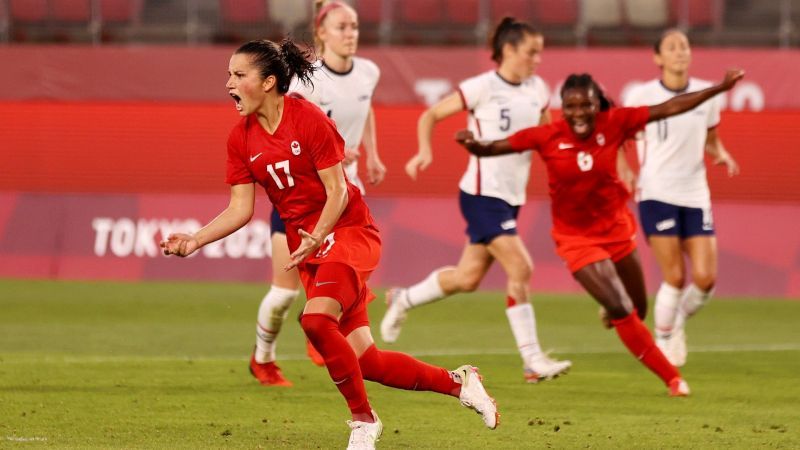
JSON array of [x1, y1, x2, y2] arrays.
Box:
[[404, 151, 432, 180], [160, 233, 200, 257], [720, 69, 745, 91], [285, 229, 321, 271], [713, 150, 740, 177], [366, 156, 387, 185], [343, 148, 360, 165], [455, 129, 476, 147]]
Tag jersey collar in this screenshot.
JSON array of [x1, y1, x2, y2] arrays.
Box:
[[659, 79, 689, 94], [322, 60, 355, 76], [494, 71, 522, 87]]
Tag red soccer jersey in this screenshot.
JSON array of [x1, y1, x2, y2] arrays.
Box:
[[508, 106, 650, 239], [225, 95, 374, 251]]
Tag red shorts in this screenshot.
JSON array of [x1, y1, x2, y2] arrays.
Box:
[[297, 226, 381, 336], [552, 211, 637, 273]]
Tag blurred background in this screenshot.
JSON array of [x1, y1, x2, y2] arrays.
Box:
[[1, 0, 799, 297]]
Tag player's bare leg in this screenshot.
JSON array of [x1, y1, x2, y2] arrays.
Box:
[[250, 232, 300, 386], [488, 235, 571, 382], [649, 235, 687, 365], [381, 243, 493, 343], [574, 259, 688, 395]]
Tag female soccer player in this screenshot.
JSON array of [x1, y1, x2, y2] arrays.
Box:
[[249, 0, 387, 386], [380, 17, 571, 384], [624, 29, 739, 367], [161, 38, 497, 449], [455, 69, 744, 395]]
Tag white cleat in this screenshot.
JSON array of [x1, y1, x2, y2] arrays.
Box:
[[453, 365, 499, 430], [380, 288, 408, 344], [346, 410, 383, 450], [524, 354, 572, 383]]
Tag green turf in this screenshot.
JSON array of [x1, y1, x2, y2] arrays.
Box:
[[0, 279, 798, 449]]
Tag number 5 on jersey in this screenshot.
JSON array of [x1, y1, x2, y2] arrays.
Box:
[[266, 160, 295, 189]]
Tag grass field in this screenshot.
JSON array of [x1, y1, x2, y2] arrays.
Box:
[[1, 279, 798, 449]]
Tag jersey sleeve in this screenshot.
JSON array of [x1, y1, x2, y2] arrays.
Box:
[[225, 123, 254, 185], [707, 94, 721, 129], [614, 106, 651, 139], [306, 109, 346, 171], [507, 126, 547, 152], [535, 77, 551, 111], [622, 84, 642, 107], [457, 74, 486, 111]]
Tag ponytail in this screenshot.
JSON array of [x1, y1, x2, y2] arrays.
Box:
[[235, 38, 316, 94], [489, 16, 540, 63], [561, 73, 614, 111]]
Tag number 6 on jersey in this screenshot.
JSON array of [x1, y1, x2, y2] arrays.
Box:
[[266, 160, 295, 189]]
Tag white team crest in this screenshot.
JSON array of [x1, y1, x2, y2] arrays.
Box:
[[596, 133, 606, 146], [291, 140, 301, 155]]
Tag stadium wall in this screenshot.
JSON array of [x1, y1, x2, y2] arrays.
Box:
[[2, 46, 798, 297]]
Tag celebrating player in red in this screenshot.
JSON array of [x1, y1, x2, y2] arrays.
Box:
[[161, 38, 498, 449], [455, 69, 744, 396]]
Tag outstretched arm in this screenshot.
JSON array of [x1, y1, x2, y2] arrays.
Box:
[[362, 106, 387, 185], [160, 183, 255, 257], [648, 69, 744, 122], [454, 130, 516, 157]]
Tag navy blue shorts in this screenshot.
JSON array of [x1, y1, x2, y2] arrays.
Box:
[[638, 200, 714, 238], [459, 191, 520, 244], [270, 207, 286, 235]]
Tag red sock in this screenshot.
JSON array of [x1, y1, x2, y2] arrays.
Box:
[[612, 310, 680, 385], [358, 345, 461, 397], [300, 313, 371, 415]]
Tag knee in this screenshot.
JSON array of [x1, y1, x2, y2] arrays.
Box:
[[300, 313, 337, 342], [455, 273, 482, 292], [662, 268, 685, 288], [507, 259, 533, 283], [691, 270, 716, 292]]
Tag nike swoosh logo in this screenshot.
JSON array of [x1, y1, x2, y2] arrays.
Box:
[[315, 281, 337, 287], [558, 143, 574, 150], [250, 153, 262, 162]]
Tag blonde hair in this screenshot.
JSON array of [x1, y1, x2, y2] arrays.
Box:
[[313, 0, 357, 53]]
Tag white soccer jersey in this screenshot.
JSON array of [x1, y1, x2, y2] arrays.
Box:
[[457, 71, 549, 206], [624, 78, 721, 208], [289, 56, 380, 193]]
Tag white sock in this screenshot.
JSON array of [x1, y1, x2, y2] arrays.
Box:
[[654, 282, 682, 338], [255, 285, 299, 363], [505, 303, 543, 364], [674, 283, 713, 329], [403, 268, 447, 309]]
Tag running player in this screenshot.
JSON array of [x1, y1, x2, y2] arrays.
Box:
[[250, 0, 386, 386], [161, 38, 498, 450], [455, 69, 744, 395], [380, 17, 571, 383], [624, 29, 739, 367]]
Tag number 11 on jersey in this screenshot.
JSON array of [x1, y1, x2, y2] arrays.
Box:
[[266, 160, 295, 189]]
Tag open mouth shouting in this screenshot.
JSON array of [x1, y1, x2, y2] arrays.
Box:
[[230, 92, 243, 112]]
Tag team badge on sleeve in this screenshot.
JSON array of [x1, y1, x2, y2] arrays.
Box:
[[291, 141, 301, 155]]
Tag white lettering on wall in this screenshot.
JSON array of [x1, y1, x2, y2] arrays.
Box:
[[92, 217, 272, 259], [414, 79, 453, 106]]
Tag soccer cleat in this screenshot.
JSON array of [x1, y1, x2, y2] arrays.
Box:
[[249, 354, 293, 387], [380, 288, 408, 344], [346, 410, 383, 450], [305, 338, 325, 367], [523, 354, 572, 383], [453, 365, 499, 430], [668, 377, 690, 397]]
